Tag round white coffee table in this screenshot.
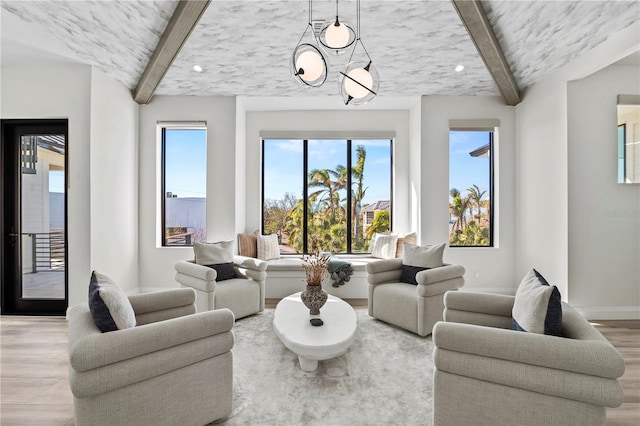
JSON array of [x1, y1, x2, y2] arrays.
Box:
[[273, 292, 358, 371]]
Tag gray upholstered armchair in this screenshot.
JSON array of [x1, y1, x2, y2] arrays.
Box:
[[366, 259, 465, 336], [432, 291, 625, 425], [175, 255, 266, 319], [68, 288, 234, 426]]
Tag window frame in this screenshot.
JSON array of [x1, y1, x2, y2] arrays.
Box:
[[160, 122, 207, 247], [261, 137, 393, 255], [448, 128, 495, 248]]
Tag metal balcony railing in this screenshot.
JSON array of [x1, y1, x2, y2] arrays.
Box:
[[24, 230, 65, 273]]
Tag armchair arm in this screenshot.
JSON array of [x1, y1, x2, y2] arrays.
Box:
[[69, 307, 234, 372], [129, 288, 196, 325], [415, 264, 465, 285], [366, 258, 403, 284], [174, 260, 217, 281], [443, 291, 514, 328], [128, 288, 195, 314], [234, 255, 267, 272], [432, 321, 625, 379], [415, 264, 465, 297]]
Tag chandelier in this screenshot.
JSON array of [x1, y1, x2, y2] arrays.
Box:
[[291, 0, 379, 105]]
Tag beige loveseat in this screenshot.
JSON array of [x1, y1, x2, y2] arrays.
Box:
[[68, 288, 234, 426], [366, 259, 465, 336], [432, 291, 625, 425]]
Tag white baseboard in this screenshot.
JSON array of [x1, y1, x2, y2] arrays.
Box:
[[573, 306, 640, 320]]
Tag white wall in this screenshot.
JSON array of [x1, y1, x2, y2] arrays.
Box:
[[515, 21, 639, 317], [244, 110, 412, 235], [567, 64, 640, 318], [420, 96, 516, 294], [1, 64, 92, 307], [138, 96, 237, 291], [89, 67, 139, 294], [514, 76, 570, 298]]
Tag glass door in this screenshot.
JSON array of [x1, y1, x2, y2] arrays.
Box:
[[1, 119, 68, 315]]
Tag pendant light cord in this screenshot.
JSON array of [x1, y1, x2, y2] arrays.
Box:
[[347, 0, 372, 63]]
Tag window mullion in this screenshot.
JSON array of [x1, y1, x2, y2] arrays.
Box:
[[161, 128, 167, 246], [303, 139, 308, 254], [346, 140, 352, 253]]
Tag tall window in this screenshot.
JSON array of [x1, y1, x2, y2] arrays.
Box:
[[262, 138, 392, 254], [449, 130, 493, 247], [161, 125, 207, 246]]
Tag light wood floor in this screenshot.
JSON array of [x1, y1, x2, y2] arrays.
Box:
[[1, 315, 638, 426]]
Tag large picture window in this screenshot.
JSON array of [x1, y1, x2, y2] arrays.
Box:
[[262, 138, 392, 254], [449, 130, 494, 247], [161, 125, 207, 246]]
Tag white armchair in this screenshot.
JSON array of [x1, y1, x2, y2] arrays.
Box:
[[433, 291, 625, 425], [175, 255, 267, 319], [68, 288, 234, 426], [366, 258, 465, 336]]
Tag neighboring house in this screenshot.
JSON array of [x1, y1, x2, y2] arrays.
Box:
[[21, 140, 65, 274], [361, 200, 390, 236]]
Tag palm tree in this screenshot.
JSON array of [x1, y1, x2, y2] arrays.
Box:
[[365, 210, 390, 240], [352, 145, 367, 240], [308, 168, 340, 220], [449, 188, 471, 234], [467, 184, 487, 220]]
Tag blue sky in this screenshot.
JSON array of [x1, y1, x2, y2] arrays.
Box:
[[263, 139, 392, 206], [115, 129, 487, 204], [165, 129, 207, 198], [49, 171, 65, 193], [449, 131, 490, 199]]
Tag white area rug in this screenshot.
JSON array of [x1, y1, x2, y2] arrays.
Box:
[[213, 308, 434, 425]]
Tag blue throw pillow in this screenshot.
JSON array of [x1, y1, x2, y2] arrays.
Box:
[[512, 269, 562, 336], [206, 262, 237, 281], [400, 265, 429, 285], [88, 271, 136, 333]]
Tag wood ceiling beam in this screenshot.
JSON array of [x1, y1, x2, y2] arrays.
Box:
[[451, 0, 521, 106], [133, 0, 211, 104]]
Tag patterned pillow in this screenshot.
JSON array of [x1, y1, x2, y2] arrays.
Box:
[[206, 262, 237, 281], [370, 233, 398, 259], [238, 230, 259, 258], [402, 242, 445, 268], [194, 240, 234, 265], [512, 269, 562, 336], [400, 265, 429, 285], [395, 232, 416, 258], [257, 234, 280, 260], [88, 271, 136, 333]]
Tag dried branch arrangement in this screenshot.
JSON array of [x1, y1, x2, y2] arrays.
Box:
[[301, 253, 330, 285]]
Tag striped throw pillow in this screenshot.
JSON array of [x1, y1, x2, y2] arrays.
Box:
[[395, 232, 416, 258], [238, 230, 259, 258], [257, 234, 280, 260]]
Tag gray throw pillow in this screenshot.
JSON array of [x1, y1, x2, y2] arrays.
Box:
[[512, 269, 562, 336], [402, 242, 445, 268], [194, 240, 234, 265], [88, 271, 136, 333]]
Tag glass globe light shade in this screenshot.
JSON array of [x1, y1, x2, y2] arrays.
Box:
[[339, 60, 379, 106], [325, 22, 350, 48], [345, 67, 373, 99], [292, 43, 327, 87], [296, 50, 324, 82]]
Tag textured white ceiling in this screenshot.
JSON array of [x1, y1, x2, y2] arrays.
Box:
[[157, 0, 498, 97], [1, 0, 638, 100], [1, 0, 178, 89], [483, 0, 640, 89]]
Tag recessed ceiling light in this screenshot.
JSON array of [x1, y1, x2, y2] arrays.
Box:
[[193, 65, 203, 73], [455, 64, 465, 73]]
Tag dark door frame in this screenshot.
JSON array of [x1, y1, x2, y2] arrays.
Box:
[[1, 118, 68, 315]]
